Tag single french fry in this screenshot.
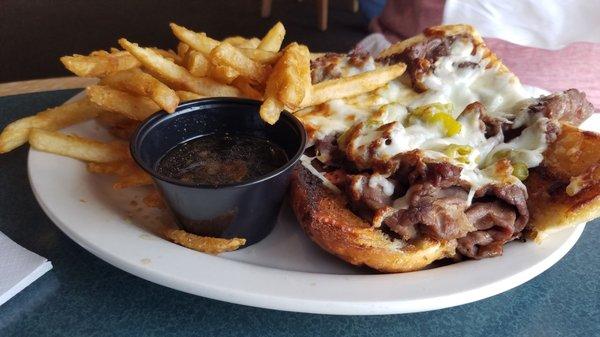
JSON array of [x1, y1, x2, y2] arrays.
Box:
[[302, 64, 407, 107], [208, 64, 239, 84], [88, 160, 134, 176], [119, 38, 241, 97], [237, 37, 261, 49], [165, 229, 246, 254], [222, 36, 249, 46], [87, 85, 159, 121], [0, 98, 103, 153], [170, 23, 219, 55], [177, 42, 190, 58], [232, 77, 263, 100], [29, 129, 129, 163], [60, 51, 141, 77], [259, 43, 311, 124], [100, 68, 180, 113], [238, 48, 280, 64], [210, 42, 269, 83], [184, 50, 210, 77], [258, 22, 285, 52], [259, 97, 285, 125], [149, 47, 182, 64], [176, 91, 206, 102]]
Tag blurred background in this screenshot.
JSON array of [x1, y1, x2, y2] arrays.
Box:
[[0, 0, 383, 83]]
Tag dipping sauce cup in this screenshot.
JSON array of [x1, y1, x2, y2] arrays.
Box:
[[131, 98, 306, 247]]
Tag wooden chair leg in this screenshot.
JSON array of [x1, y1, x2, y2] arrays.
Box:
[[261, 0, 272, 18], [316, 0, 328, 31]]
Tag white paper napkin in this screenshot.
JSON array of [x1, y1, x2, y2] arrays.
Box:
[[0, 231, 52, 306], [443, 0, 600, 50]]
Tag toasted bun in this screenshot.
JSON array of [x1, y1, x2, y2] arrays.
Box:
[[378, 24, 511, 75], [526, 124, 600, 242], [289, 165, 457, 273]]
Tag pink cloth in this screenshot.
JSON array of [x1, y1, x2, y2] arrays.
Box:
[[369, 0, 600, 107]]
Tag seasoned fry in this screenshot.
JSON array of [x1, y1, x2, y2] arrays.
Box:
[[210, 42, 269, 83], [259, 97, 285, 125], [29, 129, 129, 163], [260, 43, 311, 124], [100, 68, 180, 113], [176, 91, 206, 102], [177, 42, 190, 58], [184, 50, 210, 77], [61, 51, 141, 77], [232, 77, 263, 100], [150, 47, 182, 64], [237, 37, 261, 49], [302, 64, 407, 107], [170, 23, 219, 55], [208, 64, 239, 84], [0, 98, 102, 153], [87, 85, 160, 120], [238, 48, 280, 64], [222, 36, 247, 46], [258, 22, 285, 52], [164, 229, 246, 254], [119, 38, 241, 97]]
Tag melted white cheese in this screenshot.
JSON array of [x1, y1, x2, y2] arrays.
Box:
[[368, 174, 395, 196], [302, 37, 551, 205]]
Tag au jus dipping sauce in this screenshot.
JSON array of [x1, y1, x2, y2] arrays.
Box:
[[156, 134, 288, 186]]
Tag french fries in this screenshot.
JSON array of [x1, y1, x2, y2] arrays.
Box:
[[61, 51, 141, 77], [0, 21, 417, 255], [119, 38, 241, 97], [87, 85, 160, 120], [301, 64, 408, 107], [232, 77, 263, 100], [260, 42, 311, 124], [100, 68, 180, 113], [208, 64, 239, 84], [258, 22, 285, 52], [164, 229, 246, 254], [183, 50, 210, 77], [29, 129, 129, 163], [170, 23, 219, 56], [0, 98, 102, 153], [176, 91, 206, 102], [210, 42, 270, 83]]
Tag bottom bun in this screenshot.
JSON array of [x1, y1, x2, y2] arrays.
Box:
[[289, 165, 457, 273]]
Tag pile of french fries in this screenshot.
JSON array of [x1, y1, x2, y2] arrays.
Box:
[[0, 22, 406, 253]]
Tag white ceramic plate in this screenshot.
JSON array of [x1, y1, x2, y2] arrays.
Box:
[[27, 91, 598, 315]]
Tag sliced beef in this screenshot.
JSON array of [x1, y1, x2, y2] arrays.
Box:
[[526, 89, 594, 126], [310, 52, 371, 84], [377, 34, 474, 92], [457, 201, 517, 258], [315, 134, 343, 167], [347, 174, 393, 211], [456, 183, 529, 259], [384, 184, 473, 241]]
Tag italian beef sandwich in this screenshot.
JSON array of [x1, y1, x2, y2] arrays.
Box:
[[290, 24, 600, 272]]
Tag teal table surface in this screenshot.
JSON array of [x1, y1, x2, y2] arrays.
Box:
[[0, 90, 598, 337]]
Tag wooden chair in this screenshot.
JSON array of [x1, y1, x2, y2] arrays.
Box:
[[261, 0, 359, 31]]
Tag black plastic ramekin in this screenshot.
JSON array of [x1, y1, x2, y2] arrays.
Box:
[[130, 98, 306, 247]]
